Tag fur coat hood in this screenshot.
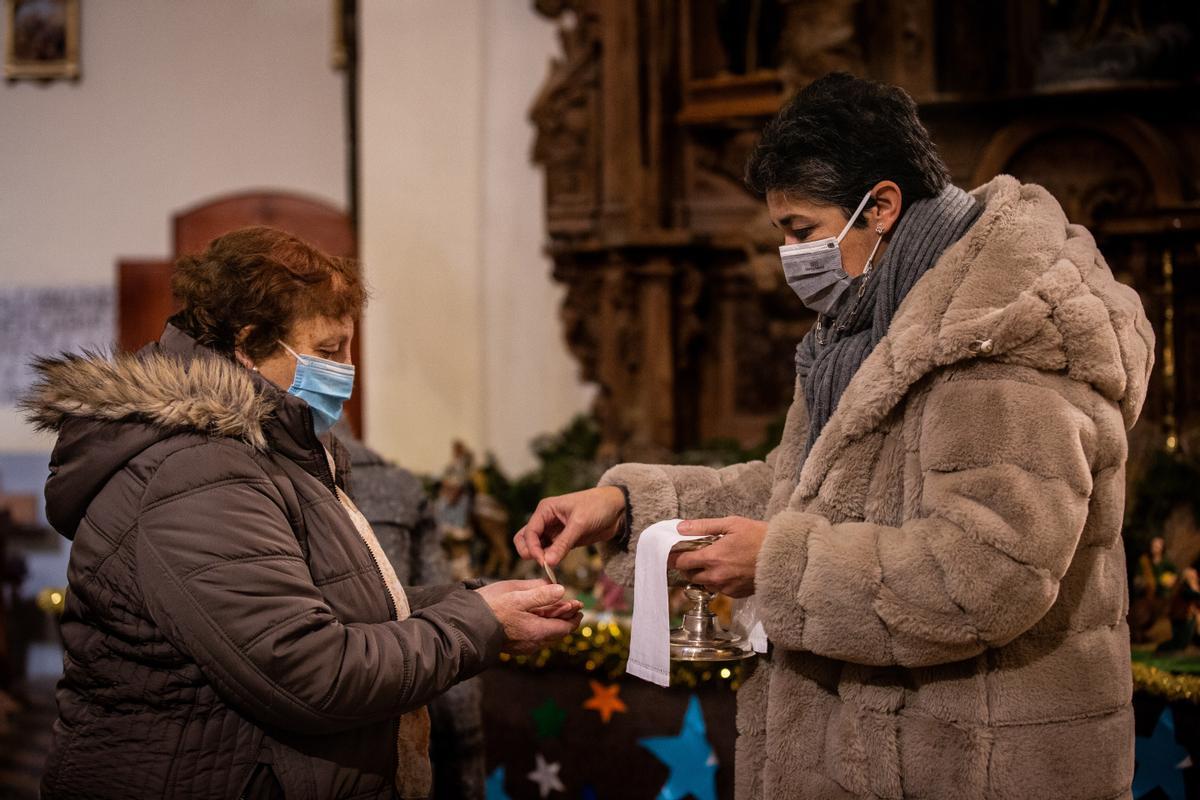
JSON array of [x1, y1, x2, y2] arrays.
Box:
[[782, 172, 1155, 520], [811, 172, 1152, 455], [22, 324, 337, 540]]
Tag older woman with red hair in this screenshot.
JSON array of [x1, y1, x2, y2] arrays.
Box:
[[24, 226, 580, 800]]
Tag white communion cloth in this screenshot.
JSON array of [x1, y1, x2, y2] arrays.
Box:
[[626, 519, 768, 687]]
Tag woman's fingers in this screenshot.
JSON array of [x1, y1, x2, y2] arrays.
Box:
[[510, 583, 566, 613], [526, 612, 583, 647], [517, 527, 542, 562], [548, 602, 584, 620], [542, 519, 585, 568], [532, 599, 584, 619], [547, 612, 584, 636], [514, 520, 545, 562], [677, 516, 735, 536], [514, 497, 569, 562], [673, 548, 712, 573]]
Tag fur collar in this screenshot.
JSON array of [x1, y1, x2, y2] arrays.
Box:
[[797, 175, 1155, 497], [22, 349, 276, 450]]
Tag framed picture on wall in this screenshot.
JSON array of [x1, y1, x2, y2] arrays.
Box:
[[4, 0, 80, 81]]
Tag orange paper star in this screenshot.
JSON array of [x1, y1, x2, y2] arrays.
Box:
[[583, 680, 627, 724]]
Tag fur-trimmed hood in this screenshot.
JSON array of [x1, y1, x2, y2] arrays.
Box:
[[23, 349, 276, 449], [20, 324, 336, 539]]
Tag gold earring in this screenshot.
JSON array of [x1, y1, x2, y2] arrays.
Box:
[[875, 224, 885, 234]]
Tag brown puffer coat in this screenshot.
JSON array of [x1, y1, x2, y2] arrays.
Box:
[[22, 325, 504, 800], [601, 177, 1154, 799]]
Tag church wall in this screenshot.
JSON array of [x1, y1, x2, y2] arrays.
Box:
[[360, 0, 593, 475], [0, 0, 345, 452]]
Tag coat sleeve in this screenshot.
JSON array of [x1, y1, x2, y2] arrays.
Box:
[[135, 442, 506, 734], [755, 370, 1103, 668], [596, 459, 774, 586], [595, 382, 809, 586]]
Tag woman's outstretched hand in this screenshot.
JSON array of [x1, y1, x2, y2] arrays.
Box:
[[476, 580, 584, 654], [669, 516, 767, 598], [513, 486, 627, 568]]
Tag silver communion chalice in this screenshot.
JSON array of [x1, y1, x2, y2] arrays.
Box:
[[668, 535, 755, 662]]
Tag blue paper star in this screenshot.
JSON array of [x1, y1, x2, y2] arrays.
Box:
[[486, 766, 512, 800], [1133, 707, 1191, 800], [638, 695, 719, 800]]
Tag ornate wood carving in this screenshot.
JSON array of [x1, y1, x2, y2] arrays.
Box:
[[971, 116, 1184, 216], [531, 1, 602, 238], [777, 0, 865, 88], [531, 1, 1200, 458]]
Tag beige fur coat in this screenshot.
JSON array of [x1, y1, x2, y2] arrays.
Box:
[[600, 176, 1154, 800]]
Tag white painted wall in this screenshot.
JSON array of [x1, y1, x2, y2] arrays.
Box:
[[0, 1, 346, 677], [361, 0, 592, 475], [0, 0, 344, 451], [1, 0, 591, 470], [479, 3, 595, 475]]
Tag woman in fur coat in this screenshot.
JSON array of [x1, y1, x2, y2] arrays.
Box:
[[515, 73, 1154, 799]]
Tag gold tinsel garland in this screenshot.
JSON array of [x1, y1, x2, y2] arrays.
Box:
[[1132, 662, 1200, 704], [498, 618, 748, 690]]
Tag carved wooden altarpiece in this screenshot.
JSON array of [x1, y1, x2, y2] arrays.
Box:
[[530, 0, 1200, 461]]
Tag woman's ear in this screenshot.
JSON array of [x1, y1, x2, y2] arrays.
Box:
[[870, 180, 903, 235], [234, 325, 257, 370]]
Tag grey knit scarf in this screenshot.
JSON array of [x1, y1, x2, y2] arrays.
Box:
[[795, 183, 981, 460]]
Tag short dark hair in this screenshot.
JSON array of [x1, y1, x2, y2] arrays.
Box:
[[171, 226, 366, 361], [745, 73, 950, 221]]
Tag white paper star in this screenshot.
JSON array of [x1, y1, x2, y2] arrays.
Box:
[[526, 753, 565, 798]]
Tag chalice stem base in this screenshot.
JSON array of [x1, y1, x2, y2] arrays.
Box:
[[668, 583, 754, 662]]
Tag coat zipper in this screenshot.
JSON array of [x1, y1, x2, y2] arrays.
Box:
[[323, 449, 413, 789]]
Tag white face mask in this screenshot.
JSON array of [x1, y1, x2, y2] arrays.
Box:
[[778, 191, 883, 316]]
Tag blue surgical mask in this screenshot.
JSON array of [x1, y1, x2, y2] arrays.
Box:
[[779, 191, 883, 316], [278, 341, 355, 435]]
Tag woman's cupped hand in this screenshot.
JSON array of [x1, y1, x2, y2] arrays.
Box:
[[475, 580, 584, 654]]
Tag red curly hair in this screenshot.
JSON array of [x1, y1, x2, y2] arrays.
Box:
[[170, 226, 366, 361]]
